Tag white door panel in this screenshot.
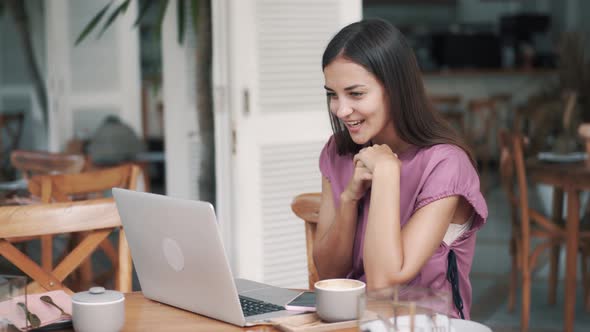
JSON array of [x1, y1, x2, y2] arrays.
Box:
[[216, 0, 360, 288]]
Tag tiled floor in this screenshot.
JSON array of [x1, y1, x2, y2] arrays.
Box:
[[471, 176, 590, 331]]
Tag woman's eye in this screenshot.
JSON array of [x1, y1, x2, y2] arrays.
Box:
[[350, 91, 364, 97], [326, 92, 337, 98]]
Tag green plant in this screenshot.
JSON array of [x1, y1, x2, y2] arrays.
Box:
[[75, 0, 198, 45]]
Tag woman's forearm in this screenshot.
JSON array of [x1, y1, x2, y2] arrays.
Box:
[[314, 192, 359, 279], [363, 162, 403, 289]]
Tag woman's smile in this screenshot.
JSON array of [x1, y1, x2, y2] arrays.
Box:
[[344, 119, 365, 132]]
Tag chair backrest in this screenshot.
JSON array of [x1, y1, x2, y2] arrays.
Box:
[[498, 130, 523, 229], [28, 164, 140, 203], [291, 192, 321, 289], [10, 150, 87, 179], [0, 198, 131, 294]]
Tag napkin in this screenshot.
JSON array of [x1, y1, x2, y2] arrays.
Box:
[[0, 290, 72, 331]]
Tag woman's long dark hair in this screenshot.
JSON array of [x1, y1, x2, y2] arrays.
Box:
[[322, 19, 475, 166]]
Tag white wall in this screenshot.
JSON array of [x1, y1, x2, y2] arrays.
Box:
[[67, 0, 142, 141], [45, 0, 142, 151]]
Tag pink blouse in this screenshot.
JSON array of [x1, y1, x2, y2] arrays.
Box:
[[319, 136, 488, 319]]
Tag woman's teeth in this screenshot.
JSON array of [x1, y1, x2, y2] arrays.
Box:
[[347, 120, 363, 127]]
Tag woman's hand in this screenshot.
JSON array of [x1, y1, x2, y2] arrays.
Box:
[[342, 160, 373, 202], [353, 144, 401, 173]]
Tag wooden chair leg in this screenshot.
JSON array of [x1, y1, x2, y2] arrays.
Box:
[[582, 248, 590, 312], [548, 245, 560, 305], [116, 229, 132, 292], [508, 238, 518, 312], [521, 270, 531, 332], [41, 235, 54, 271]]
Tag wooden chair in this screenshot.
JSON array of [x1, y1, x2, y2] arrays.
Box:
[[498, 130, 590, 330], [578, 123, 590, 311], [28, 163, 140, 203], [27, 164, 140, 290], [5, 150, 88, 268], [10, 150, 87, 179], [291, 192, 321, 289], [429, 94, 465, 136], [0, 198, 132, 294]]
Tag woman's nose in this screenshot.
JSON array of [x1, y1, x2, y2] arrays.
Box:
[[334, 100, 353, 118]]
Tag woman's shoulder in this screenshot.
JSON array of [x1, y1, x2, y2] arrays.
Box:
[[421, 143, 466, 156], [416, 144, 472, 167]]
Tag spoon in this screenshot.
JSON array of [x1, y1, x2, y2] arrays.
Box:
[[16, 302, 41, 328], [40, 295, 69, 317]]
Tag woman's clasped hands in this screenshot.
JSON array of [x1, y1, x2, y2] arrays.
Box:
[[343, 144, 401, 202]]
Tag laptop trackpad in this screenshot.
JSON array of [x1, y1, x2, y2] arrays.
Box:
[[235, 278, 301, 306]]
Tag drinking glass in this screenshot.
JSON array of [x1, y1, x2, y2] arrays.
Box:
[[0, 275, 29, 331], [358, 285, 453, 332]]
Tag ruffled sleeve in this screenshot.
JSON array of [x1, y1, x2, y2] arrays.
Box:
[[414, 145, 488, 233]]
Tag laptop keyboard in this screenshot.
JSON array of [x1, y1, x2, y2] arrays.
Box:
[[239, 295, 285, 317]]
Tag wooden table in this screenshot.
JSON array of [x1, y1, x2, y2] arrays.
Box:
[[527, 159, 590, 332], [51, 292, 490, 331], [124, 292, 357, 332]]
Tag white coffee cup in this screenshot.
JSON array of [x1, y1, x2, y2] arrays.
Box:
[[314, 278, 366, 322], [72, 287, 125, 332]]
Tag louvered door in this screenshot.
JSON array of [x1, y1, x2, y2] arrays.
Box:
[[220, 0, 361, 288]]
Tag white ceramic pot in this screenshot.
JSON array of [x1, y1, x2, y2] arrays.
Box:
[[72, 287, 125, 332]]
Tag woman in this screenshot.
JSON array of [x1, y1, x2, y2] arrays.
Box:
[[314, 19, 487, 319]]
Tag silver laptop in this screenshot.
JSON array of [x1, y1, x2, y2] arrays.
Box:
[[112, 188, 301, 326]]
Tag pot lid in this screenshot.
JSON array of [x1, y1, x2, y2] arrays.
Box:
[[72, 287, 124, 304]]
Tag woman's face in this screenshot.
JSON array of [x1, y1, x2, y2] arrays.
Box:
[[323, 56, 395, 146]]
